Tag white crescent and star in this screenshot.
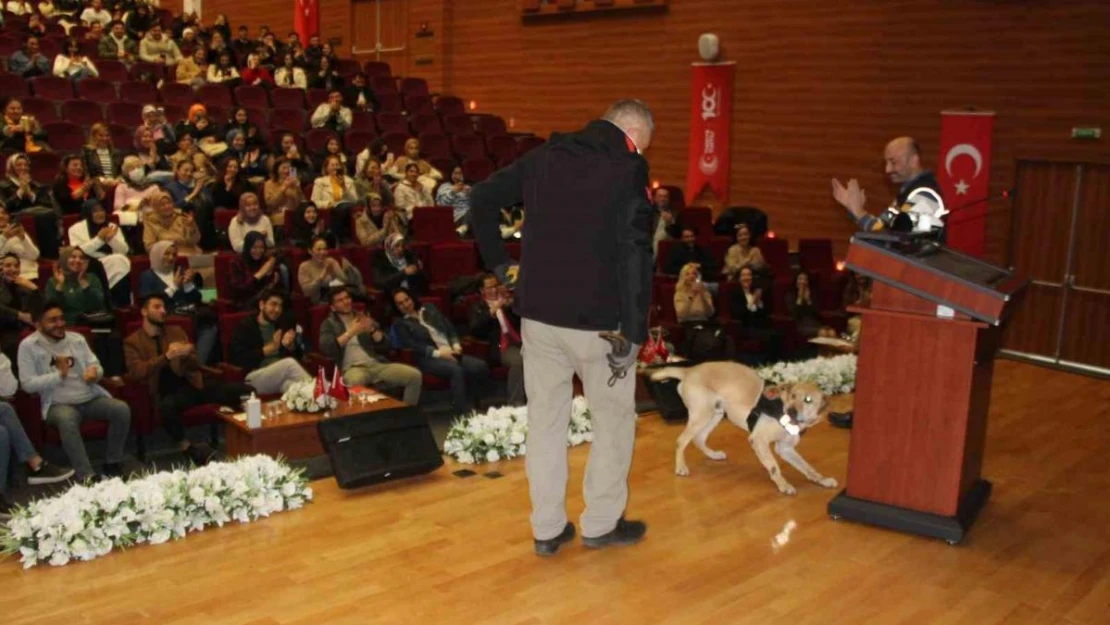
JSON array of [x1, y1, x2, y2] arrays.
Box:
[[945, 143, 983, 197]]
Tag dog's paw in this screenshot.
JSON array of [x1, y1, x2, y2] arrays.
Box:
[[817, 476, 838, 489], [777, 482, 797, 496], [706, 450, 727, 461], [675, 465, 690, 477]]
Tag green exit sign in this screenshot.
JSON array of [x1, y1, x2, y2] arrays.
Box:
[[1071, 127, 1102, 140]]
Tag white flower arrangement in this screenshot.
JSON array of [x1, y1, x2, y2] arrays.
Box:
[[756, 354, 858, 395], [444, 396, 592, 465], [0, 455, 313, 569], [281, 380, 337, 413]]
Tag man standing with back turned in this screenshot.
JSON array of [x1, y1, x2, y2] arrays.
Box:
[[470, 100, 656, 557]]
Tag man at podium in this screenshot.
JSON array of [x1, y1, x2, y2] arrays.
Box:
[[831, 136, 946, 240]]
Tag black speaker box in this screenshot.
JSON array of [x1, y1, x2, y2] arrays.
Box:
[[316, 405, 444, 489], [641, 362, 697, 422]]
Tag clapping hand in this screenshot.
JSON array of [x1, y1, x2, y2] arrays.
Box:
[[55, 355, 72, 378], [166, 341, 193, 359], [52, 262, 65, 286], [173, 266, 185, 286], [403, 263, 419, 276], [82, 365, 98, 383], [281, 329, 296, 350], [831, 178, 867, 218], [183, 268, 196, 285], [97, 223, 117, 241]]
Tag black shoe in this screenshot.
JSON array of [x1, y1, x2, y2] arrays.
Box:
[[534, 522, 576, 557], [0, 494, 14, 522], [101, 462, 126, 479], [582, 517, 647, 549], [185, 442, 217, 466], [828, 411, 854, 429], [26, 461, 75, 486]]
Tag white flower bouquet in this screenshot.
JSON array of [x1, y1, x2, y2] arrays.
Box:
[[444, 396, 592, 465], [756, 354, 857, 395], [0, 455, 313, 568], [281, 380, 337, 413]]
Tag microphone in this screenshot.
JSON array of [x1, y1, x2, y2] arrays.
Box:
[[941, 188, 1016, 227]]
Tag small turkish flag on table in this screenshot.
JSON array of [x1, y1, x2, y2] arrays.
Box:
[[295, 0, 318, 42], [937, 110, 995, 257]]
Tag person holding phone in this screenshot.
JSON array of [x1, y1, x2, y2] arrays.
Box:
[[262, 158, 306, 226]]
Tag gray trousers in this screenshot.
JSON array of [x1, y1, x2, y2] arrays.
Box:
[[245, 358, 312, 395], [344, 361, 423, 405], [522, 319, 637, 540], [45, 396, 130, 479]]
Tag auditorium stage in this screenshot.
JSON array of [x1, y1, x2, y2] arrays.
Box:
[[2, 360, 1107, 625]]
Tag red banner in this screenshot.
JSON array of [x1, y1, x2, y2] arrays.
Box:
[[295, 0, 318, 42], [937, 110, 995, 256], [686, 62, 734, 205]]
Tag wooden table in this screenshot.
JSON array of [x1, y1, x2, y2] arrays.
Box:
[[219, 393, 407, 460]]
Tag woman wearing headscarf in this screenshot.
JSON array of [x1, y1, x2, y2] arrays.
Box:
[[67, 201, 131, 308], [228, 192, 275, 253], [224, 108, 264, 150], [355, 193, 403, 248], [174, 104, 221, 146], [297, 236, 368, 305], [225, 129, 268, 182], [143, 190, 202, 256], [373, 233, 427, 296], [388, 137, 442, 193], [0, 153, 61, 259], [114, 155, 160, 223], [139, 240, 219, 365], [287, 201, 335, 249], [139, 105, 176, 155], [0, 205, 40, 281], [228, 230, 284, 310]]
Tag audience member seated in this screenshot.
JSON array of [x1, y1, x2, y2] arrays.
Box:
[[139, 105, 176, 155], [356, 193, 405, 247], [18, 301, 131, 482], [391, 287, 488, 415], [53, 155, 106, 216], [468, 273, 525, 406], [722, 223, 765, 281], [318, 286, 422, 404], [355, 138, 396, 182], [262, 159, 304, 226], [436, 166, 473, 236], [139, 23, 183, 66], [46, 247, 108, 323], [394, 163, 434, 221], [286, 201, 332, 248], [241, 53, 273, 87], [674, 262, 732, 360], [6, 0, 34, 16], [1, 100, 48, 153], [80, 0, 112, 27], [303, 35, 323, 66], [0, 350, 74, 519], [310, 89, 353, 132], [228, 289, 312, 395], [374, 233, 428, 296], [124, 293, 252, 465], [843, 271, 872, 308], [99, 20, 137, 64], [652, 186, 680, 256], [389, 138, 442, 193], [728, 265, 781, 363], [67, 202, 131, 308], [209, 157, 250, 210], [24, 13, 48, 38], [784, 270, 832, 341], [229, 231, 287, 309], [274, 52, 307, 89], [276, 133, 315, 184], [310, 154, 358, 241], [176, 48, 208, 88], [319, 136, 349, 174], [354, 158, 395, 207], [307, 56, 343, 91], [144, 190, 203, 256], [84, 21, 106, 44], [175, 105, 222, 147], [126, 3, 156, 41], [83, 123, 123, 182], [297, 236, 368, 305], [9, 36, 51, 78], [225, 107, 265, 149], [230, 25, 254, 61], [228, 192, 275, 253], [54, 37, 99, 82], [0, 253, 43, 365], [207, 51, 240, 86], [343, 73, 378, 112], [665, 226, 718, 280], [115, 155, 162, 224], [139, 241, 218, 364], [0, 206, 40, 280]]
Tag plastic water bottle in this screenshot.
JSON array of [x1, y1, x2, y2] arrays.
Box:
[[246, 393, 262, 429]]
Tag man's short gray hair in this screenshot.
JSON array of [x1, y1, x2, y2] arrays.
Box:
[[603, 99, 654, 134]]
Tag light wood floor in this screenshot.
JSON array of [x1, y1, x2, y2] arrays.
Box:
[[2, 360, 1108, 625]]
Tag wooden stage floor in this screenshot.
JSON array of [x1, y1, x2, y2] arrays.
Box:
[[2, 360, 1108, 625]]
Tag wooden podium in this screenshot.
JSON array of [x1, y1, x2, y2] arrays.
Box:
[[827, 233, 1027, 544]]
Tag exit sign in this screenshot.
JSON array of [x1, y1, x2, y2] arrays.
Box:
[[1071, 127, 1102, 140]]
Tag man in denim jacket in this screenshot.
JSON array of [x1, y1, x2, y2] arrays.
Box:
[[18, 301, 131, 481]]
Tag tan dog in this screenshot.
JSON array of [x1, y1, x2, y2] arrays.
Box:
[[651, 362, 837, 495]]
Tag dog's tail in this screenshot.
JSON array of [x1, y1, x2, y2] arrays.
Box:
[[650, 367, 689, 382]]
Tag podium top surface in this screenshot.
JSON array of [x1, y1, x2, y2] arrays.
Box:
[[846, 233, 1027, 325]]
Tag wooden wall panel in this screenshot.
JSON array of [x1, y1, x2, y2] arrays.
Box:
[[202, 0, 1110, 264]]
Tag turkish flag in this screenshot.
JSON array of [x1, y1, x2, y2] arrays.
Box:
[[313, 365, 328, 403], [937, 111, 995, 257], [329, 366, 349, 402], [294, 0, 318, 43]]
